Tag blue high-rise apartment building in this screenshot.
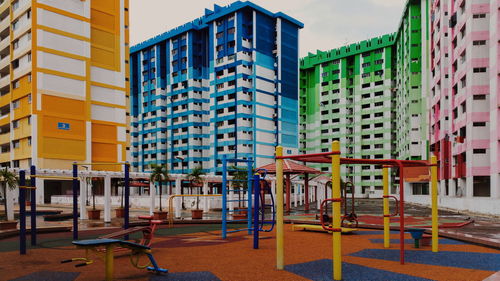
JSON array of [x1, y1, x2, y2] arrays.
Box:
[[130, 1, 303, 174]]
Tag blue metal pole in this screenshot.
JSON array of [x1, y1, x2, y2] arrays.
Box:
[[124, 163, 130, 240], [30, 165, 36, 246], [247, 158, 253, 234], [253, 174, 260, 249], [72, 163, 78, 240], [221, 155, 227, 239], [19, 170, 26, 255]]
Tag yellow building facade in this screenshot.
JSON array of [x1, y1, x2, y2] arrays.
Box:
[[0, 0, 129, 171]]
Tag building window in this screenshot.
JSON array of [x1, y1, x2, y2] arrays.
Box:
[[13, 140, 20, 148], [472, 14, 486, 18], [473, 40, 486, 46], [227, 27, 235, 34], [216, 32, 223, 39], [473, 67, 486, 73], [473, 149, 486, 154], [13, 100, 20, 109]]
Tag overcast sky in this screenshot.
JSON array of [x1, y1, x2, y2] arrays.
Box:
[[130, 0, 405, 57]]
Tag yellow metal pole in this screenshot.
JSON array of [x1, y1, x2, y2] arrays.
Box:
[[431, 156, 439, 252], [276, 146, 284, 270], [382, 166, 390, 248], [105, 245, 114, 281], [331, 141, 341, 281]]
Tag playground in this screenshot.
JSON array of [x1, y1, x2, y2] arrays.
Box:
[[0, 223, 499, 281], [0, 144, 499, 280]]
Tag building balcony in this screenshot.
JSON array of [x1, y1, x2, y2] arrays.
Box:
[[0, 16, 8, 34], [0, 75, 9, 89], [13, 63, 31, 80], [12, 21, 31, 40], [0, 0, 8, 15], [0, 36, 8, 53], [0, 151, 9, 163], [12, 0, 30, 20], [0, 55, 8, 71], [0, 113, 8, 127], [0, 132, 9, 145]]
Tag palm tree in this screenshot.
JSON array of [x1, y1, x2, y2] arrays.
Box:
[[185, 166, 205, 210], [150, 164, 169, 211], [230, 166, 248, 208], [0, 168, 18, 221]]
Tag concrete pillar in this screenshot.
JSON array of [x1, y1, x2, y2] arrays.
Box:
[[5, 183, 14, 221], [203, 182, 209, 212], [293, 183, 298, 207], [79, 179, 88, 220], [229, 182, 234, 212], [36, 178, 44, 204], [464, 177, 472, 198], [285, 174, 291, 212], [271, 180, 276, 205], [304, 174, 309, 211], [104, 176, 111, 223], [175, 178, 181, 218], [149, 181, 155, 216], [491, 174, 499, 199]]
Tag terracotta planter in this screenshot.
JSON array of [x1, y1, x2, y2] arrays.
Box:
[[232, 214, 247, 220], [115, 208, 125, 218], [0, 220, 18, 230], [191, 209, 203, 219], [233, 208, 248, 219], [87, 209, 101, 220], [153, 211, 168, 220]]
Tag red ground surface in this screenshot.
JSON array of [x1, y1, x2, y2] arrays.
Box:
[[0, 225, 497, 281]]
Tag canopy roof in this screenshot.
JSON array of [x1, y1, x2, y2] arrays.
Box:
[[276, 152, 431, 167], [258, 159, 321, 175]]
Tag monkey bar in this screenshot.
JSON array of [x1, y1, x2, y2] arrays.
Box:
[[275, 142, 438, 281]]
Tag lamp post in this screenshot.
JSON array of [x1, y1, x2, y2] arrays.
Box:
[[175, 156, 186, 209]]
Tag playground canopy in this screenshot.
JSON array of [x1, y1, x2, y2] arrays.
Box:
[[257, 159, 322, 174], [257, 160, 321, 212]]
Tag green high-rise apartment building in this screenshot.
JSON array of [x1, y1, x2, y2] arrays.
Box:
[[299, 0, 428, 197], [393, 0, 428, 162]]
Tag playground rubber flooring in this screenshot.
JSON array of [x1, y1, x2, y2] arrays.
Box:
[[284, 213, 473, 229], [1, 224, 499, 281]]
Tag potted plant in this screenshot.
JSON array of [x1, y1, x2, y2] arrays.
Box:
[[87, 177, 101, 220], [0, 168, 18, 230], [115, 180, 125, 218], [186, 166, 205, 219], [231, 166, 249, 219], [150, 164, 169, 220]]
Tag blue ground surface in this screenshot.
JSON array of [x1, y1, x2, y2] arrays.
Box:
[[369, 238, 467, 245], [356, 230, 399, 235], [10, 271, 80, 281], [350, 249, 500, 271], [285, 259, 432, 281], [149, 271, 221, 281]]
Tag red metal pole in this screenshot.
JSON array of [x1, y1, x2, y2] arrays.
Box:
[[286, 173, 291, 213], [399, 163, 405, 264], [305, 174, 309, 211]]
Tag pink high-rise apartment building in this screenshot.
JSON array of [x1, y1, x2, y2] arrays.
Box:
[[429, 0, 499, 215]]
